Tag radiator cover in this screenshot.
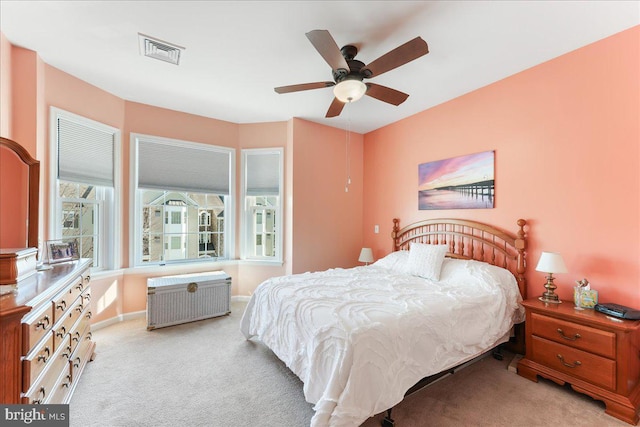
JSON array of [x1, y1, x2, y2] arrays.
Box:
[[147, 271, 231, 330]]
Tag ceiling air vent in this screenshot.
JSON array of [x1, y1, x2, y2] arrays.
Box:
[[138, 33, 184, 65]]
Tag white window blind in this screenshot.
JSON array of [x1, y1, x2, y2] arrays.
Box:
[[245, 152, 281, 196], [137, 138, 231, 195], [57, 117, 114, 187]]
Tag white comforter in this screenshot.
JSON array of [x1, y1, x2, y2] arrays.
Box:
[[240, 256, 525, 427]]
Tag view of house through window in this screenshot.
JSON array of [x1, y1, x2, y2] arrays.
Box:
[[248, 196, 277, 258], [58, 181, 100, 265], [242, 148, 282, 262], [140, 191, 225, 263]]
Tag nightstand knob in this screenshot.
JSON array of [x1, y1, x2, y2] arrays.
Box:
[[557, 354, 582, 368], [557, 328, 581, 341]]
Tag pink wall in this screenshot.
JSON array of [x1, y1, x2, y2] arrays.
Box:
[[291, 118, 364, 273], [363, 27, 640, 307], [0, 32, 12, 138]]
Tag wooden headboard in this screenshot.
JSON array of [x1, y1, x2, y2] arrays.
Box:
[[392, 218, 527, 298]]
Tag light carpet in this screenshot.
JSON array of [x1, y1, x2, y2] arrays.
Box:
[[70, 301, 629, 426]]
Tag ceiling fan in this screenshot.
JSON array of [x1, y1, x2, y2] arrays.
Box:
[[274, 30, 429, 118]]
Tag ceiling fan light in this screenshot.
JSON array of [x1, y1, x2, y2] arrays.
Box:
[[333, 79, 367, 103]]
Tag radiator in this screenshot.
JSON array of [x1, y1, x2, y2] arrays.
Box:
[[147, 271, 231, 330]]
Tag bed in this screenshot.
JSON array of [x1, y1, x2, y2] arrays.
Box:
[[240, 218, 528, 427]]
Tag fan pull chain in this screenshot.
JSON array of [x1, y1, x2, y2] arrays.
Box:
[[345, 102, 352, 192]]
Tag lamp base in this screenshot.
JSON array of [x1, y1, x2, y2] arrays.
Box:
[[539, 295, 562, 304]]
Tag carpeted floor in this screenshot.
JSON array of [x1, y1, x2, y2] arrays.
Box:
[[70, 301, 630, 427]]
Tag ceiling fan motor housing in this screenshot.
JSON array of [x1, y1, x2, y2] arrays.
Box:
[[333, 45, 370, 83]]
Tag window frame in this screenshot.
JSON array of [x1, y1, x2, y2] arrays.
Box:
[[241, 148, 283, 263], [49, 107, 121, 271], [130, 133, 235, 267]]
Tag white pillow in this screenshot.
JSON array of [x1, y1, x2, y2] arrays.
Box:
[[372, 250, 409, 273], [405, 243, 449, 281]]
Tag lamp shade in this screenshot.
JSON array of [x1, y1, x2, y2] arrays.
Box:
[[358, 247, 374, 264], [535, 252, 568, 274], [333, 79, 367, 103]]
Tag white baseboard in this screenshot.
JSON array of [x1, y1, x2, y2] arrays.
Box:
[[91, 310, 146, 331]]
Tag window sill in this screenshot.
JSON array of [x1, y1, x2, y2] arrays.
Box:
[[88, 259, 284, 279], [241, 258, 283, 267], [124, 259, 240, 275]]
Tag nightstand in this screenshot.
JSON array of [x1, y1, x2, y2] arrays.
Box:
[[517, 298, 640, 425]]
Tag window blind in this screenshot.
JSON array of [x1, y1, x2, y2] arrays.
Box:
[[245, 152, 281, 196], [57, 117, 115, 186], [138, 138, 231, 195]]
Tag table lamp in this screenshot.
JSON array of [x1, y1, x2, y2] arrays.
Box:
[[535, 251, 568, 303], [358, 248, 374, 266]]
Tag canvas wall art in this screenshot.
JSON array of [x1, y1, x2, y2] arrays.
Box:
[[418, 150, 494, 210]]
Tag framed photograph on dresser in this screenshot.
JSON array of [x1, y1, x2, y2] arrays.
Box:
[[45, 238, 79, 264]]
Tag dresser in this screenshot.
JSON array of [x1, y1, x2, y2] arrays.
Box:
[[517, 298, 640, 425], [0, 259, 95, 404]]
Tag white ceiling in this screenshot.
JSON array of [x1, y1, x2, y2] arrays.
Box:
[[1, 1, 638, 134]]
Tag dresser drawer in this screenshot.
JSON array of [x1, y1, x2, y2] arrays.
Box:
[[22, 333, 54, 390], [22, 340, 73, 403], [67, 273, 89, 309], [48, 370, 73, 405], [22, 303, 54, 355], [530, 312, 616, 359], [531, 335, 616, 390], [68, 301, 89, 348], [70, 323, 94, 382], [52, 274, 85, 324]]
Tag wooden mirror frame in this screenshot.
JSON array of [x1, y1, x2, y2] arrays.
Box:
[[0, 137, 40, 248]]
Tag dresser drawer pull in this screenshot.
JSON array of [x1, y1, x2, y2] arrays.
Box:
[[35, 315, 50, 330], [56, 326, 67, 338], [557, 354, 582, 368], [56, 300, 67, 311], [76, 283, 84, 292], [83, 294, 91, 302], [73, 357, 81, 368], [62, 375, 72, 388], [84, 275, 91, 283], [75, 304, 84, 313], [72, 333, 80, 343], [37, 346, 51, 363], [86, 312, 92, 320], [556, 328, 581, 341], [62, 346, 72, 359], [32, 387, 46, 404]]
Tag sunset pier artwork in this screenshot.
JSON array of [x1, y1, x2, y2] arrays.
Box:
[[418, 151, 495, 210]]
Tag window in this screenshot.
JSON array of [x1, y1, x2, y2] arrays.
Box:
[[132, 134, 234, 265], [242, 148, 282, 261], [51, 108, 120, 270]]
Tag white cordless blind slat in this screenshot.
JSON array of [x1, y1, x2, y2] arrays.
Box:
[[246, 152, 280, 196], [138, 139, 231, 195], [58, 117, 114, 186]]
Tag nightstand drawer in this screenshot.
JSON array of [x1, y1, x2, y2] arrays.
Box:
[[531, 335, 616, 390], [530, 312, 615, 358]]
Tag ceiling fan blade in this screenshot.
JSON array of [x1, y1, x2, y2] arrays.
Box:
[[365, 83, 409, 106], [325, 97, 345, 118], [306, 30, 349, 72], [274, 82, 335, 94], [362, 37, 428, 78]]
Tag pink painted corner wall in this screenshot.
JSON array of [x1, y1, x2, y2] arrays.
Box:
[[363, 27, 640, 307], [291, 118, 364, 274]]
